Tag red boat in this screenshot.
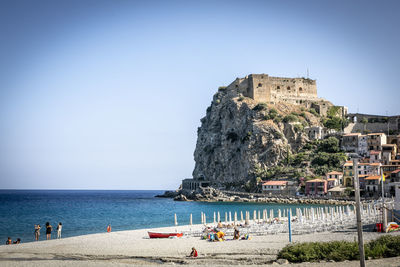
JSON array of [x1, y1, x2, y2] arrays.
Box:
[[148, 232, 183, 238]]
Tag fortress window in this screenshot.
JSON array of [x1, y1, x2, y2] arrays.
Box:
[[276, 86, 280, 90], [299, 87, 303, 91], [287, 86, 291, 91], [258, 83, 262, 87]]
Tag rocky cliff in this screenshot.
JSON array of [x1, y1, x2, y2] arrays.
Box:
[[192, 87, 323, 190]]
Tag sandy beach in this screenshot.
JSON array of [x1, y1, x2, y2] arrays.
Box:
[[1, 223, 399, 266]]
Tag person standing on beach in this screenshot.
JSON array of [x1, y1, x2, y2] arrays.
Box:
[[34, 224, 41, 241], [107, 224, 111, 233], [45, 222, 52, 240], [57, 222, 62, 239], [6, 237, 12, 245]]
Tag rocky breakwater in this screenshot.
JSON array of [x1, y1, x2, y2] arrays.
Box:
[[174, 187, 354, 205], [192, 85, 322, 189]]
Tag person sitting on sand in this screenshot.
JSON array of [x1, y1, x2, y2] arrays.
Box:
[[216, 231, 225, 241], [107, 224, 111, 233], [217, 221, 223, 228], [13, 238, 21, 244], [189, 247, 198, 258], [6, 237, 12, 245]]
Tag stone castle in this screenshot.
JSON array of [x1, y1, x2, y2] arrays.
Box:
[[225, 73, 337, 116], [227, 74, 321, 104]]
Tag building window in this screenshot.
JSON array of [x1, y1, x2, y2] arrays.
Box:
[[277, 86, 280, 90], [299, 87, 303, 91], [287, 86, 291, 91], [258, 83, 262, 87]]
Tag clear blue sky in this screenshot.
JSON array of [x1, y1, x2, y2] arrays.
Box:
[[0, 0, 399, 189]]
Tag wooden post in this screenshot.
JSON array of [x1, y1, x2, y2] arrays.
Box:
[[353, 158, 366, 267]]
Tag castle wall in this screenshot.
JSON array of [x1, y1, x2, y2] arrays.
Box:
[[227, 74, 319, 105]]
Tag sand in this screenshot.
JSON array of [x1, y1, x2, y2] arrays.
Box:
[[0, 224, 399, 266]]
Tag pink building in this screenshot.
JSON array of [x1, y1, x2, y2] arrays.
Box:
[[305, 179, 327, 196], [369, 150, 382, 163]]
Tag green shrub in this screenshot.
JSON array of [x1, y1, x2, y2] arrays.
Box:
[[269, 108, 278, 119], [263, 114, 270, 120], [238, 96, 245, 101], [278, 235, 400, 263], [283, 114, 298, 123], [274, 116, 282, 124], [309, 108, 318, 116], [218, 86, 227, 90], [252, 102, 268, 111], [317, 137, 340, 153], [294, 124, 304, 133]]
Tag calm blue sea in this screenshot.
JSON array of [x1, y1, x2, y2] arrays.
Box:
[[0, 190, 331, 244]]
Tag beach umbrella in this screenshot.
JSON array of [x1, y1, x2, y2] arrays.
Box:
[[229, 212, 232, 223], [339, 207, 343, 221], [270, 209, 274, 221], [234, 211, 237, 225], [217, 211, 220, 223], [278, 209, 281, 221], [174, 213, 178, 226], [258, 210, 261, 223], [330, 207, 334, 221], [283, 209, 286, 219], [241, 211, 243, 222], [204, 214, 207, 225], [190, 214, 192, 225], [253, 210, 257, 222], [225, 212, 228, 223], [213, 212, 216, 224], [311, 208, 315, 223]]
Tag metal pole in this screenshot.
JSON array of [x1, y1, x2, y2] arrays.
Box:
[[353, 158, 365, 267], [381, 172, 387, 231], [288, 208, 292, 242]]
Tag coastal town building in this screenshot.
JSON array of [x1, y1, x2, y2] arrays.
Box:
[[365, 176, 381, 197], [327, 186, 346, 197], [367, 133, 387, 151], [382, 144, 397, 165], [388, 170, 400, 196], [369, 150, 382, 163], [261, 181, 288, 195], [305, 179, 327, 196], [326, 171, 343, 185], [341, 133, 360, 153], [181, 178, 210, 191]]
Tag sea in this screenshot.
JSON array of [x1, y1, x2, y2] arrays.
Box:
[[0, 190, 333, 243]]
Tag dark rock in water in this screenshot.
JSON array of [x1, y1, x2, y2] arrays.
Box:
[[174, 194, 188, 201], [155, 190, 179, 198]]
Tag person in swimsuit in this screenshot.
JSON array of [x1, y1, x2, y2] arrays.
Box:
[[6, 237, 12, 245], [34, 224, 41, 241], [189, 247, 198, 257], [57, 222, 62, 239], [107, 224, 111, 233], [13, 238, 21, 244], [45, 222, 52, 240]]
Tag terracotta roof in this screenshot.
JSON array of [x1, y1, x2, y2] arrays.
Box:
[[344, 162, 353, 166], [365, 176, 380, 180], [368, 133, 386, 135], [327, 178, 337, 181], [343, 133, 361, 136], [306, 179, 326, 183], [359, 175, 369, 177], [370, 151, 381, 155], [369, 163, 381, 166], [382, 144, 396, 147], [262, 181, 288, 186], [392, 169, 400, 174], [327, 171, 343, 175], [328, 186, 346, 192]]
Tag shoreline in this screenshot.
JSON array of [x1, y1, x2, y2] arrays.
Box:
[[1, 220, 400, 266]]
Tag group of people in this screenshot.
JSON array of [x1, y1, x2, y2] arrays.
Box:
[[35, 222, 62, 241], [6, 237, 20, 245]]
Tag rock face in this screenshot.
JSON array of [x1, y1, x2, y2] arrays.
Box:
[[192, 87, 321, 189]]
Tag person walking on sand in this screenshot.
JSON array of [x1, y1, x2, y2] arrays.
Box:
[[45, 222, 52, 240], [57, 222, 62, 239], [107, 224, 111, 233], [34, 224, 41, 241]]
